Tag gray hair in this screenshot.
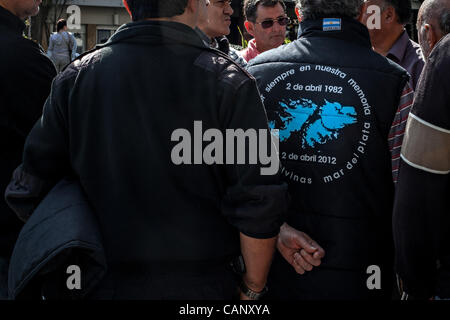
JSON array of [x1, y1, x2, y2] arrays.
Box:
[[419, 0, 450, 35], [295, 0, 364, 20]]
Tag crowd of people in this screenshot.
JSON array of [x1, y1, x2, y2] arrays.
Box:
[[0, 0, 449, 300]]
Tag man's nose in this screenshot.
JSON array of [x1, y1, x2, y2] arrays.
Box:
[[224, 3, 234, 15], [273, 21, 285, 33]]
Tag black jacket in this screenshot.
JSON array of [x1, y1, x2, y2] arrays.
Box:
[[248, 18, 408, 299], [393, 34, 450, 299], [0, 5, 56, 297], [7, 178, 106, 300], [5, 20, 287, 298]]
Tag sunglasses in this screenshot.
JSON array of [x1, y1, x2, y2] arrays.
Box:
[[255, 17, 290, 29]]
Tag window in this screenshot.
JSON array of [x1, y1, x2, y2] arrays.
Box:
[[96, 26, 118, 44]]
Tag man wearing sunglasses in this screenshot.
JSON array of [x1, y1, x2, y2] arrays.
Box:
[[240, 0, 288, 62]]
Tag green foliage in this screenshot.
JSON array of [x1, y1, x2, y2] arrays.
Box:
[[237, 26, 248, 49], [23, 18, 31, 39]]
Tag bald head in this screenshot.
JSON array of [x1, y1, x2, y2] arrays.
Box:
[[417, 0, 450, 60]]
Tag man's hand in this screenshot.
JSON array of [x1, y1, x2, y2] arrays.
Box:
[[277, 223, 325, 274]]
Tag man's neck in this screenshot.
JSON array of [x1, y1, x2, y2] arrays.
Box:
[[146, 15, 196, 29], [253, 40, 265, 54], [373, 26, 404, 56], [0, 0, 17, 19]]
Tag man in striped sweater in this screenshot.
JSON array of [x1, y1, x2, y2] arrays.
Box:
[[388, 81, 414, 183]]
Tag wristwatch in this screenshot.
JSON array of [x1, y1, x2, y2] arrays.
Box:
[[240, 281, 268, 300]]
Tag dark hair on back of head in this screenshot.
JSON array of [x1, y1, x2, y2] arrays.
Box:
[[123, 0, 189, 21], [296, 0, 364, 20], [56, 19, 67, 32], [384, 0, 412, 24], [243, 0, 286, 22]]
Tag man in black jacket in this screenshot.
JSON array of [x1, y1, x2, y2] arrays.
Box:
[[393, 0, 450, 300], [0, 0, 56, 298], [247, 0, 410, 299], [196, 0, 247, 67], [5, 0, 288, 299]]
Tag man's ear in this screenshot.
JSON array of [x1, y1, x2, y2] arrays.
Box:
[[123, 0, 132, 19], [244, 20, 255, 37], [295, 7, 302, 22], [356, 3, 365, 22], [186, 0, 199, 13], [424, 23, 438, 51], [383, 6, 396, 24]]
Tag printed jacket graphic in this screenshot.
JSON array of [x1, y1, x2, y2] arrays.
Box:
[[247, 18, 409, 299]]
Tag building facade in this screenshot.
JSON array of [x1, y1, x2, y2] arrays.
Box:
[[44, 0, 130, 53], [43, 0, 423, 53]]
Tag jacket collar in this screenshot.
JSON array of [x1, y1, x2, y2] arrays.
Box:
[[194, 27, 211, 47], [0, 4, 26, 35], [386, 30, 409, 62], [103, 20, 206, 49], [298, 17, 372, 49]]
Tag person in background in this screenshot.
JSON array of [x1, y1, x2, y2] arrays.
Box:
[[358, 0, 417, 182], [5, 0, 288, 300], [393, 0, 450, 300], [247, 0, 412, 299], [47, 18, 77, 73], [197, 0, 247, 67], [0, 0, 56, 299], [240, 0, 288, 62], [359, 0, 424, 90]]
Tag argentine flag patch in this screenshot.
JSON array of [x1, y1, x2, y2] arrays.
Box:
[[323, 18, 341, 31]]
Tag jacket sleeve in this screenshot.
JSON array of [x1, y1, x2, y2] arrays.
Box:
[[3, 40, 56, 143], [0, 40, 56, 261], [5, 75, 72, 222], [218, 75, 288, 239], [393, 46, 450, 298], [0, 256, 8, 299], [394, 160, 449, 298]]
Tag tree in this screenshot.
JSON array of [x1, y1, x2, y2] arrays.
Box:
[[30, 0, 69, 49]]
